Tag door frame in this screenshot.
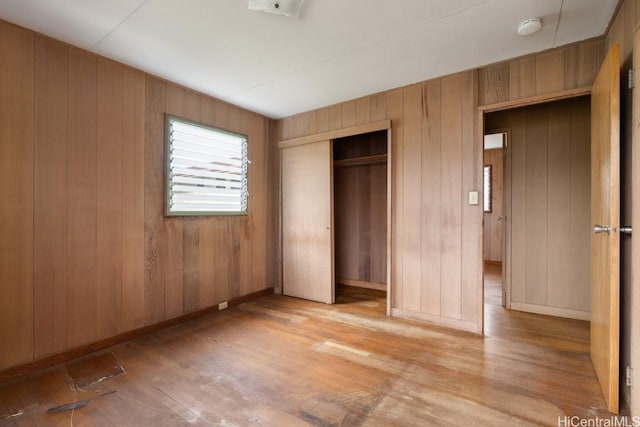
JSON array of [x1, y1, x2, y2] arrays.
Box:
[[279, 120, 393, 314], [478, 87, 592, 335]]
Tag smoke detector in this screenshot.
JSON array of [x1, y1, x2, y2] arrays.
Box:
[[517, 18, 542, 36], [248, 0, 304, 18]]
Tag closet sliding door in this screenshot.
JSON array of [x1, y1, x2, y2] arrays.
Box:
[[281, 140, 334, 304]]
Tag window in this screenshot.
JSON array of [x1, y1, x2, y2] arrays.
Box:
[[483, 165, 492, 213], [166, 116, 248, 216]]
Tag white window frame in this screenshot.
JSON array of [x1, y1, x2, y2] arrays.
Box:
[[165, 115, 249, 216]]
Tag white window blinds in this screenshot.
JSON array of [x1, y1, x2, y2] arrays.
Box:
[[166, 116, 248, 215]]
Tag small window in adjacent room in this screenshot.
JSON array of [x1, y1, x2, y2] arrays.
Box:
[[483, 165, 492, 213], [166, 116, 248, 216]]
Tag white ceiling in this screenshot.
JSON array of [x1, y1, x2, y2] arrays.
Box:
[[0, 0, 618, 119]]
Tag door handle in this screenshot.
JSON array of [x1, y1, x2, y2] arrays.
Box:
[[593, 224, 611, 234], [497, 216, 506, 221], [620, 226, 632, 235]]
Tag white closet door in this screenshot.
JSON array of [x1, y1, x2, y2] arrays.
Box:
[[281, 140, 334, 304]]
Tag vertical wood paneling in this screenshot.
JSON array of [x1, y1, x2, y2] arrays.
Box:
[[370, 94, 387, 122], [144, 77, 167, 325], [387, 89, 404, 308], [66, 48, 98, 348], [565, 41, 599, 89], [401, 84, 422, 312], [546, 102, 572, 308], [96, 59, 123, 340], [479, 63, 509, 105], [328, 105, 342, 130], [355, 98, 371, 125], [420, 80, 442, 315], [34, 37, 68, 358], [461, 70, 480, 324], [509, 57, 536, 100], [316, 108, 329, 133], [535, 50, 565, 95], [0, 20, 275, 372], [524, 105, 548, 306], [341, 101, 356, 128], [488, 98, 590, 315], [0, 24, 34, 368], [508, 110, 527, 303], [120, 67, 145, 332], [440, 75, 463, 320], [569, 98, 592, 312]]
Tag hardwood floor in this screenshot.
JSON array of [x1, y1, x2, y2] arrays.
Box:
[[0, 277, 617, 426]]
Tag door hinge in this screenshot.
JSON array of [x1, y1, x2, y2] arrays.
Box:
[[629, 69, 635, 89], [626, 366, 633, 386]]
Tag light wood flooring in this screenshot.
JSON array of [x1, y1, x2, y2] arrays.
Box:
[[0, 271, 617, 426]]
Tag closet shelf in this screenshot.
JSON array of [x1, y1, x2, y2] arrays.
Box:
[[334, 154, 387, 167]]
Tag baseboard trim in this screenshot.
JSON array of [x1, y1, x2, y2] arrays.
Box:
[[336, 277, 386, 291], [391, 308, 480, 334], [510, 302, 590, 321], [0, 287, 274, 384]]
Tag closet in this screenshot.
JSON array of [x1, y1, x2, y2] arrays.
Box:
[[280, 122, 391, 311], [333, 131, 388, 292]]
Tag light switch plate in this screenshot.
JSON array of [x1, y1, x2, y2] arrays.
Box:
[[468, 191, 479, 205]]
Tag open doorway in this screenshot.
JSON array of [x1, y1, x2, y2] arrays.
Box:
[[484, 96, 591, 322], [333, 130, 389, 314]]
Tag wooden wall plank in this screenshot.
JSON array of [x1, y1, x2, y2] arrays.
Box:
[[342, 101, 356, 128], [565, 40, 598, 89], [247, 111, 269, 294], [316, 108, 329, 133], [401, 84, 422, 312], [569, 97, 591, 312], [461, 70, 480, 324], [535, 50, 565, 95], [509, 57, 536, 100], [440, 74, 463, 320], [34, 37, 68, 358], [355, 98, 371, 125], [370, 94, 387, 122], [328, 105, 342, 131], [524, 105, 548, 306], [96, 58, 123, 340], [479, 63, 509, 105], [66, 48, 98, 348], [120, 67, 146, 332], [546, 101, 572, 309], [507, 110, 527, 303], [144, 76, 167, 325], [0, 24, 34, 369], [387, 89, 404, 309], [420, 80, 442, 316]]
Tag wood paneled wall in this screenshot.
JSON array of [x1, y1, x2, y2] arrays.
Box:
[[486, 97, 591, 319], [334, 163, 387, 286], [478, 39, 605, 107], [277, 37, 606, 334], [0, 20, 275, 371], [279, 72, 483, 333], [605, 0, 640, 414], [483, 148, 504, 263]]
